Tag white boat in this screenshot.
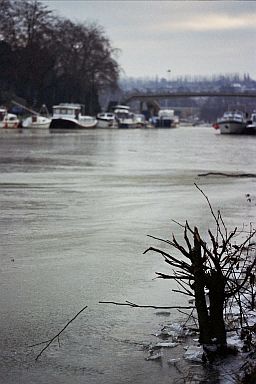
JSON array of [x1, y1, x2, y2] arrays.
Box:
[[96, 112, 118, 128], [216, 110, 247, 134], [245, 111, 256, 134], [22, 104, 51, 129], [22, 115, 51, 129], [114, 105, 138, 128], [50, 103, 97, 129], [153, 109, 179, 128], [0, 107, 20, 129], [134, 113, 147, 128]]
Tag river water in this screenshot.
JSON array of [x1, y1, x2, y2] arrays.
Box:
[[0, 126, 255, 383]]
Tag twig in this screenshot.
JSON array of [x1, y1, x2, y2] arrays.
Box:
[[195, 183, 225, 244], [198, 172, 256, 178], [29, 305, 88, 361], [172, 289, 193, 297], [179, 308, 198, 329]]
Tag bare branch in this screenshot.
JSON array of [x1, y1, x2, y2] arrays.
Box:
[[184, 225, 193, 254], [171, 219, 186, 228], [175, 276, 195, 296], [194, 183, 225, 243], [144, 246, 191, 271], [147, 234, 173, 247], [218, 228, 238, 262], [172, 234, 191, 258], [208, 229, 218, 258], [198, 172, 256, 178], [29, 305, 88, 361], [172, 289, 194, 297], [155, 272, 192, 280], [99, 301, 195, 310], [226, 256, 256, 298]]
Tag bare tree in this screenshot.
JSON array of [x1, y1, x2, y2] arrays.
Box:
[[52, 19, 120, 113], [143, 185, 256, 358], [0, 0, 120, 110], [101, 185, 256, 362]]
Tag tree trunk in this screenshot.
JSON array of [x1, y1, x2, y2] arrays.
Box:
[[208, 271, 227, 353], [191, 228, 211, 345]]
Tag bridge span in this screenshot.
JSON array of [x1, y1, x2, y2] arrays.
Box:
[[124, 91, 256, 114], [125, 91, 256, 104]]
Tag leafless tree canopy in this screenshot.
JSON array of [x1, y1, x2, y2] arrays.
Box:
[[0, 0, 120, 113]]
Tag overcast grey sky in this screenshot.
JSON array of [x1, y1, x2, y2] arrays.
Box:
[[41, 0, 256, 79]]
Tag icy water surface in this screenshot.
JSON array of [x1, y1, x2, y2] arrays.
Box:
[[0, 126, 255, 383]]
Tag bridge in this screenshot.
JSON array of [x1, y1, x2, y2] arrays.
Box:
[[124, 91, 256, 115], [125, 91, 256, 104]]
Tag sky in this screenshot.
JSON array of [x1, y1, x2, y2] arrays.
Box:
[[41, 0, 256, 79]]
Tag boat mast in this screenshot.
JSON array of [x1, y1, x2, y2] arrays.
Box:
[[11, 100, 40, 115]]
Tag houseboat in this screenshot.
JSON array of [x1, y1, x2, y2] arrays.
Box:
[[50, 103, 97, 129]]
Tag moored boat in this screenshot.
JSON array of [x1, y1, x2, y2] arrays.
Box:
[[50, 103, 97, 129], [244, 111, 256, 135], [114, 105, 138, 128], [22, 104, 51, 129], [153, 109, 179, 128], [22, 115, 51, 129], [96, 112, 118, 128], [214, 110, 247, 134], [134, 113, 147, 128], [0, 107, 20, 129]]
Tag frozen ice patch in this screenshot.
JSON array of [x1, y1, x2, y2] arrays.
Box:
[[155, 342, 179, 348], [184, 345, 204, 362]]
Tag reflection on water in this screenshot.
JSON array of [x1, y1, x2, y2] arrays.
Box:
[[0, 127, 255, 383]]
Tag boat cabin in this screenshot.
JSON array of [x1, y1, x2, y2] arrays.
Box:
[[52, 103, 83, 119], [158, 109, 175, 118], [221, 110, 245, 122], [97, 112, 116, 120], [114, 105, 135, 120]]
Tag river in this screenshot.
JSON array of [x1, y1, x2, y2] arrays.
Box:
[[0, 126, 255, 383]]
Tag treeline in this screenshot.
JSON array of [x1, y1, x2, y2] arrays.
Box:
[[0, 0, 120, 114], [120, 73, 255, 92]]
